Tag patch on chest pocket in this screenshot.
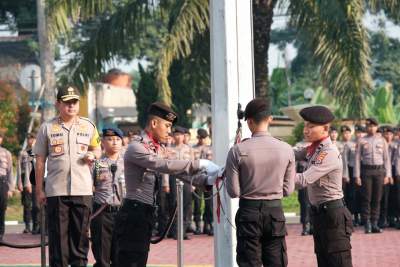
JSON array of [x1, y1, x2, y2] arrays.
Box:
[[51, 145, 64, 156], [313, 152, 328, 165]]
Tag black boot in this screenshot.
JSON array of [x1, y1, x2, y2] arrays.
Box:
[[371, 221, 383, 233], [208, 224, 214, 236], [194, 222, 202, 235], [301, 223, 310, 236], [364, 220, 372, 234], [203, 223, 210, 235], [23, 223, 31, 234]]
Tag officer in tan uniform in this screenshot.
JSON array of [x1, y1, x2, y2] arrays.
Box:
[[167, 126, 194, 240], [17, 133, 39, 234], [354, 118, 391, 234], [34, 86, 101, 267], [115, 102, 219, 267], [192, 128, 214, 235], [225, 98, 296, 267], [0, 132, 14, 241], [91, 127, 125, 267], [295, 106, 353, 267]]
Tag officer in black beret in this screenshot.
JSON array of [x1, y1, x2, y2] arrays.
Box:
[[225, 98, 296, 266], [295, 105, 353, 267], [116, 102, 220, 266]]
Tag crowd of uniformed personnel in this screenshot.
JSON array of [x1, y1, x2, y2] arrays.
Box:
[[0, 86, 400, 266]]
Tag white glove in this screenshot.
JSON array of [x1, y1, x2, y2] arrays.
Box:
[[199, 159, 220, 177], [205, 167, 225, 185]]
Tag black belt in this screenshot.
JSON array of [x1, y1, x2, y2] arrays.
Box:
[[362, 164, 384, 170], [123, 199, 155, 211], [239, 199, 282, 208], [94, 203, 120, 213], [311, 199, 345, 214]]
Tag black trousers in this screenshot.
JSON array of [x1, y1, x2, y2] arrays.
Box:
[[156, 189, 170, 235], [235, 200, 287, 267], [47, 196, 92, 267], [360, 167, 385, 223], [192, 189, 213, 225], [169, 178, 192, 234], [115, 199, 155, 267], [298, 188, 311, 225], [311, 205, 353, 267], [21, 187, 39, 225], [343, 166, 360, 215], [193, 188, 202, 223], [395, 176, 400, 217], [0, 176, 8, 236], [90, 204, 119, 267]]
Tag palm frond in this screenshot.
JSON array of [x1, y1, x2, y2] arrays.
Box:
[[154, 0, 209, 105], [367, 0, 400, 22], [288, 0, 372, 118]]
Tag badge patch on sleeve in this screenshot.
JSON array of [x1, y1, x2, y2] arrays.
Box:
[[313, 151, 328, 165]]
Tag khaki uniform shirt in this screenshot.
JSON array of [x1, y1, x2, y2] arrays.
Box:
[[193, 144, 213, 160], [295, 137, 344, 206], [392, 140, 400, 176], [124, 133, 202, 206], [0, 146, 14, 191], [33, 117, 100, 197], [225, 132, 296, 200], [93, 154, 125, 206], [354, 135, 391, 178], [17, 149, 34, 188]]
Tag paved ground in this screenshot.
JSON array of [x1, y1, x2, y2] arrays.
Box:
[[1, 224, 400, 266]]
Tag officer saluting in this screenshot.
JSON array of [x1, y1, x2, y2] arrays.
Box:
[[90, 127, 125, 267], [295, 106, 353, 267], [34, 85, 101, 267], [115, 102, 218, 267], [225, 98, 296, 267]]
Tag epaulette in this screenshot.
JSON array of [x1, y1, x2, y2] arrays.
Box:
[[79, 117, 97, 128]]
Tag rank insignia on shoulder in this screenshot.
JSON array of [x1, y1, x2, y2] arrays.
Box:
[[51, 124, 62, 133], [313, 151, 328, 165]]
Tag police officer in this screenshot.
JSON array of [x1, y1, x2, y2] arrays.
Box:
[[225, 98, 296, 267], [34, 85, 101, 267], [91, 127, 125, 267], [167, 126, 194, 240], [354, 118, 391, 234], [17, 133, 39, 234], [295, 106, 353, 267], [0, 132, 14, 241], [115, 102, 219, 267], [192, 128, 214, 235], [330, 126, 343, 153], [294, 139, 312, 235]]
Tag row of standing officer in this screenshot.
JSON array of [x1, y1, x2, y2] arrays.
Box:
[[223, 99, 353, 267], [32, 85, 219, 267]]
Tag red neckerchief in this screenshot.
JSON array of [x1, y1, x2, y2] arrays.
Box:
[[307, 136, 329, 157], [145, 130, 160, 152]]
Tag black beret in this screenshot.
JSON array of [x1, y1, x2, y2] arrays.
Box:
[[57, 85, 80, 101], [27, 132, 37, 138], [148, 102, 178, 123], [377, 126, 385, 133], [354, 124, 365, 132], [173, 126, 187, 134], [184, 128, 191, 134], [299, 106, 335, 124], [384, 126, 394, 133], [102, 127, 124, 139], [197, 128, 209, 139], [329, 126, 338, 132], [244, 98, 271, 120], [366, 118, 379, 126], [340, 125, 351, 133]]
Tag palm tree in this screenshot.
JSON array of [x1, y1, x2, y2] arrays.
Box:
[[62, 0, 400, 118]]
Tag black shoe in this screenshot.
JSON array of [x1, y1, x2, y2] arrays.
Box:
[[194, 227, 202, 235], [371, 222, 383, 233], [186, 225, 195, 233], [203, 223, 210, 235], [364, 220, 372, 234], [208, 225, 214, 236], [23, 223, 31, 234], [301, 223, 310, 236], [184, 234, 191, 240]]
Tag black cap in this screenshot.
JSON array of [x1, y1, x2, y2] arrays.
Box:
[[244, 98, 271, 121], [197, 128, 209, 139], [329, 126, 338, 132], [340, 125, 351, 133], [378, 126, 385, 133], [27, 132, 36, 138], [173, 126, 187, 134], [57, 85, 80, 102], [384, 126, 394, 133], [366, 118, 379, 126], [184, 128, 191, 134], [102, 127, 124, 139], [299, 105, 335, 124], [148, 102, 178, 123], [354, 124, 365, 132]]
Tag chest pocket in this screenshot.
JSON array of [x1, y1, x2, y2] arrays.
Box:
[[182, 150, 191, 160], [375, 143, 384, 154], [77, 136, 90, 154], [50, 139, 65, 157]]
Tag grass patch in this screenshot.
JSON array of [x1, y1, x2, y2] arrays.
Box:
[[5, 192, 23, 221], [282, 191, 299, 214]]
